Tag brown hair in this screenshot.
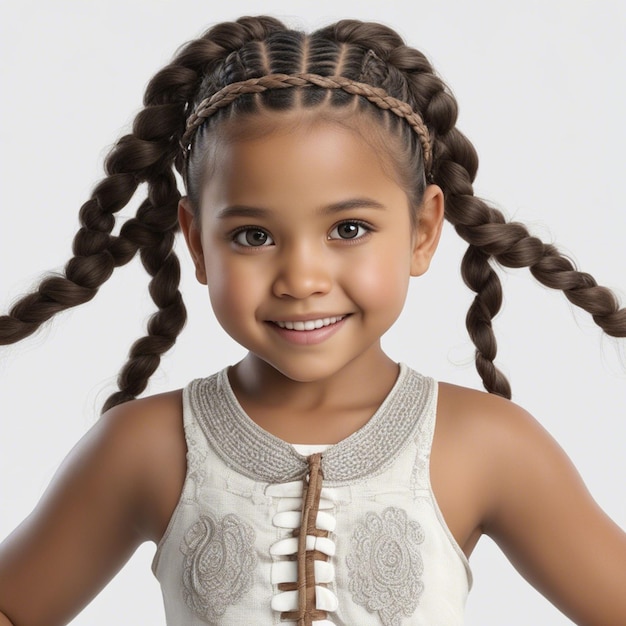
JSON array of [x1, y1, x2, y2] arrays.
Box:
[[1, 16, 624, 410]]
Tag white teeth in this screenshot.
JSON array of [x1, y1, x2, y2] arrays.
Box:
[[274, 316, 345, 331]]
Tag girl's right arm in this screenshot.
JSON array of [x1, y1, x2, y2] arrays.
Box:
[[0, 391, 186, 626]]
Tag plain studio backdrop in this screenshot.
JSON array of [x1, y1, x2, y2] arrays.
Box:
[[0, 1, 624, 624]]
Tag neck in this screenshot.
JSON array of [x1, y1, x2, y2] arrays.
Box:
[[226, 348, 400, 444], [231, 348, 398, 410]]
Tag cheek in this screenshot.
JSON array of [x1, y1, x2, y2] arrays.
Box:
[[348, 249, 412, 314], [204, 252, 260, 326]]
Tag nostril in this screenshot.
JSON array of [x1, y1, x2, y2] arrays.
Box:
[[272, 271, 333, 299]]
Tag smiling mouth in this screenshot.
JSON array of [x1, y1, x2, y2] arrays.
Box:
[[272, 315, 346, 331]]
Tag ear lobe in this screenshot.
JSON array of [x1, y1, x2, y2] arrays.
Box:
[[178, 198, 208, 285], [410, 184, 445, 277]]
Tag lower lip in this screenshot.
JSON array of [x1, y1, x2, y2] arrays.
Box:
[[268, 317, 349, 345]]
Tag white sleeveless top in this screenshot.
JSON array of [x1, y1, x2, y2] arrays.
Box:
[[152, 364, 472, 625]]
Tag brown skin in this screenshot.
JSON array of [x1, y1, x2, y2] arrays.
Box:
[[0, 391, 186, 626], [2, 382, 625, 625], [1, 114, 625, 625]]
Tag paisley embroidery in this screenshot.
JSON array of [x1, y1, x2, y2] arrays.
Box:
[[347, 507, 425, 625], [180, 513, 257, 620]]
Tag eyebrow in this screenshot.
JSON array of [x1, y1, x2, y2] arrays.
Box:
[[323, 198, 387, 213], [216, 198, 386, 219]]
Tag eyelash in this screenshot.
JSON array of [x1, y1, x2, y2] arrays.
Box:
[[328, 220, 372, 241], [230, 226, 273, 248], [229, 220, 374, 248]]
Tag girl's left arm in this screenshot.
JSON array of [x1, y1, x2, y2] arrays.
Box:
[[480, 398, 626, 625]]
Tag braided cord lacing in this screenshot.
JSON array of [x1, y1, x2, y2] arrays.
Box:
[[281, 453, 329, 625]]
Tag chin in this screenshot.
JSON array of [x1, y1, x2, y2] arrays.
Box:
[[257, 356, 344, 384]]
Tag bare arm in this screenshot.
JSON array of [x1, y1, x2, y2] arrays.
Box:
[[0, 612, 14, 626], [0, 391, 185, 626], [434, 383, 626, 625], [481, 398, 626, 625]]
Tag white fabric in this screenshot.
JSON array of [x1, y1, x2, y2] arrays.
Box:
[[292, 443, 332, 455], [152, 364, 472, 625]]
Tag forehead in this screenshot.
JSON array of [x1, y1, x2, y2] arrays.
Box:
[[199, 108, 404, 197]]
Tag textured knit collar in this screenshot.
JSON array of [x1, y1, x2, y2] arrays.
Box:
[[187, 363, 435, 485]]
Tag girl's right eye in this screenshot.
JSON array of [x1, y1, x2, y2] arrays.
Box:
[[232, 227, 274, 247]]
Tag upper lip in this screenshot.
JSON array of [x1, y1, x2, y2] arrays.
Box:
[[267, 313, 349, 323]]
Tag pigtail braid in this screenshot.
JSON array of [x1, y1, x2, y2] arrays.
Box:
[[5, 16, 621, 407], [328, 23, 624, 395], [102, 17, 288, 410], [0, 168, 138, 347], [432, 126, 513, 397], [100, 17, 287, 410], [0, 59, 189, 348], [318, 24, 510, 395], [101, 170, 184, 411], [1, 16, 287, 411], [97, 70, 193, 410], [394, 50, 625, 395], [0, 59, 191, 413]]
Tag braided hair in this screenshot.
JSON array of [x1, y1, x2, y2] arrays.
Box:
[[1, 16, 624, 410]]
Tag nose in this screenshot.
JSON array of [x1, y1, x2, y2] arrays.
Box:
[[271, 241, 332, 299]]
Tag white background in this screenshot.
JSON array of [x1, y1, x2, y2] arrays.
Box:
[[0, 1, 624, 624]]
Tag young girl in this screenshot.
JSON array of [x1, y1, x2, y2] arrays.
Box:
[[1, 11, 625, 626]]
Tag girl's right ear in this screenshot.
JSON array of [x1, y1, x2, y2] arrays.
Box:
[[178, 198, 208, 285]]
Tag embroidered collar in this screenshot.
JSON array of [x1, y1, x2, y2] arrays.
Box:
[[188, 363, 434, 484]]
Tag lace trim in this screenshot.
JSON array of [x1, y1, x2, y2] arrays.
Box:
[[187, 364, 434, 484]]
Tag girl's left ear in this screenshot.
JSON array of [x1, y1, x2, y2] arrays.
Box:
[[410, 184, 445, 277], [178, 197, 208, 285]]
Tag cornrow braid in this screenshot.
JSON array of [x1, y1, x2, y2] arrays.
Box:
[[307, 19, 624, 397], [182, 73, 433, 176]]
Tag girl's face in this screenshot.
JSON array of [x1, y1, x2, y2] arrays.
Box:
[[180, 112, 443, 384]]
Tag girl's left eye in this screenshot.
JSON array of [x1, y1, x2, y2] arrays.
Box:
[[328, 221, 371, 240]]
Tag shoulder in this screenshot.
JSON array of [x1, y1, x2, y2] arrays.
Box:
[[38, 389, 189, 548], [431, 382, 550, 553], [435, 381, 549, 454], [95, 390, 187, 542], [434, 380, 568, 472], [431, 381, 580, 551], [434, 381, 545, 484], [97, 389, 185, 460], [79, 389, 185, 493], [437, 380, 533, 426], [40, 389, 187, 543], [434, 381, 571, 514]]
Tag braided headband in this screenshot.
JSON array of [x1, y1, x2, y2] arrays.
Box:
[[183, 73, 433, 176]]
